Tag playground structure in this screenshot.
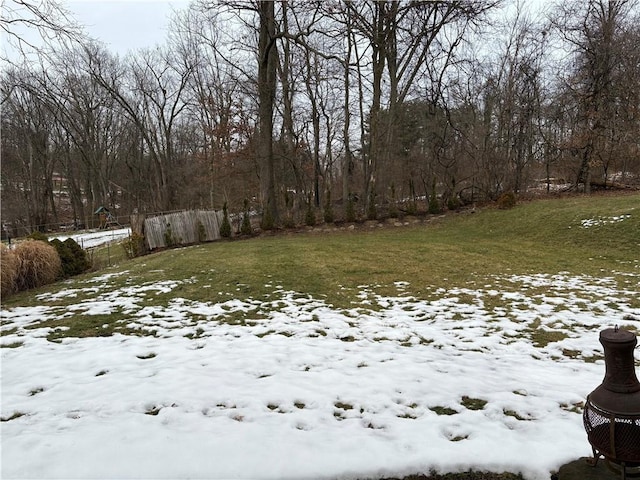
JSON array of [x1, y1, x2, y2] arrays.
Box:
[[94, 206, 121, 229]]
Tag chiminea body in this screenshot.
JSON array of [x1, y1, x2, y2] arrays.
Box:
[[583, 327, 640, 470]]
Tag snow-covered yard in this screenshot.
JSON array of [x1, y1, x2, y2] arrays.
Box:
[[51, 227, 132, 249], [1, 271, 639, 479]]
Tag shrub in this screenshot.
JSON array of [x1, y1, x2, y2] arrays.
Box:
[[405, 199, 417, 216], [241, 199, 253, 235], [389, 183, 398, 219], [282, 214, 296, 229], [164, 223, 180, 247], [1, 244, 18, 297], [65, 238, 90, 271], [447, 195, 461, 211], [345, 194, 356, 223], [428, 180, 441, 214], [428, 193, 441, 214], [305, 194, 316, 227], [13, 240, 61, 291], [196, 221, 206, 243], [367, 191, 377, 220], [282, 190, 296, 228], [49, 238, 90, 278], [28, 231, 48, 242], [323, 190, 334, 224], [49, 239, 63, 271], [260, 211, 273, 231], [497, 191, 517, 209], [122, 232, 146, 259], [220, 203, 232, 238], [406, 179, 418, 215]]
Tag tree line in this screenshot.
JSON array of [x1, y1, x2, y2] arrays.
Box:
[[1, 0, 639, 234]]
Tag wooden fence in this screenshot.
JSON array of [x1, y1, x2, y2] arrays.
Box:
[[137, 210, 223, 250]]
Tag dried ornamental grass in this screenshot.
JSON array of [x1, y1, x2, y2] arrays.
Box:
[[1, 243, 19, 297], [13, 240, 62, 291]]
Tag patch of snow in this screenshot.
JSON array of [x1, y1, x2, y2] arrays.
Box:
[[51, 227, 132, 249], [1, 273, 639, 479], [580, 214, 632, 228]]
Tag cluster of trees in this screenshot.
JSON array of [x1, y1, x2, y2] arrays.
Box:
[[1, 0, 639, 234]]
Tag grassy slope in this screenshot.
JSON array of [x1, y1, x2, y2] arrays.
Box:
[[2, 192, 638, 311]]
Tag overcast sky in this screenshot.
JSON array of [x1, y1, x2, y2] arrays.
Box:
[[2, 0, 548, 63], [67, 0, 191, 55]]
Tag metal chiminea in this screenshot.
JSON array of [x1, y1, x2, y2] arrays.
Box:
[[583, 327, 640, 479]]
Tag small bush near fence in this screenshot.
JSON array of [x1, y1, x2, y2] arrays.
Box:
[[50, 238, 90, 278], [345, 195, 357, 222], [220, 203, 232, 238], [497, 191, 517, 209], [241, 200, 253, 235], [1, 244, 19, 297], [305, 195, 316, 227], [27, 231, 49, 242], [12, 240, 62, 292], [122, 232, 146, 259], [324, 190, 334, 223]]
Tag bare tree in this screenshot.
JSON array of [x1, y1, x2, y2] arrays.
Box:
[[477, 4, 547, 196], [171, 7, 247, 209], [84, 43, 195, 211], [344, 0, 495, 210], [33, 47, 129, 224], [1, 0, 83, 63], [551, 0, 634, 193], [1, 67, 59, 232]]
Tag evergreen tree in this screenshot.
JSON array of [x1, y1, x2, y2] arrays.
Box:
[[220, 202, 232, 238]]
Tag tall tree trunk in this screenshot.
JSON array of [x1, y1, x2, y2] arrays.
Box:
[[258, 0, 278, 229], [365, 1, 386, 212], [342, 12, 352, 204]]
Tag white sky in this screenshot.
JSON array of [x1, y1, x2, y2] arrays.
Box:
[[0, 0, 191, 60], [2, 0, 550, 62], [67, 0, 191, 55]]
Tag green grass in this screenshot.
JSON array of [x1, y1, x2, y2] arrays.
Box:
[[460, 396, 488, 411], [2, 193, 638, 312], [87, 242, 130, 270], [429, 406, 459, 416], [526, 318, 570, 348], [503, 409, 530, 421], [22, 312, 143, 340]]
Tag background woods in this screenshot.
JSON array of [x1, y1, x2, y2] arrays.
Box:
[[2, 0, 639, 235]]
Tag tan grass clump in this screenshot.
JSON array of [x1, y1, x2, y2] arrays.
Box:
[[13, 240, 62, 291], [1, 243, 19, 298]]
